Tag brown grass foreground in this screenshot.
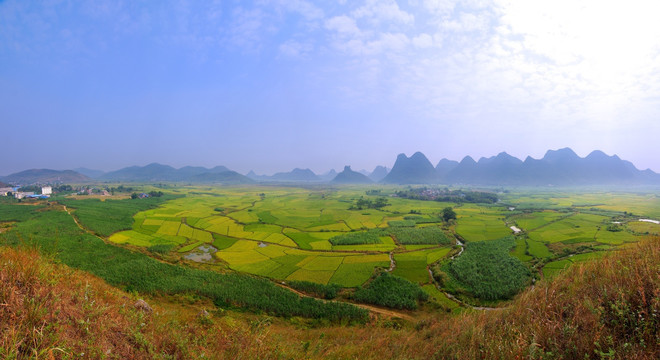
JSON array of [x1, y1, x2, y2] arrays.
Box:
[[1, 238, 658, 359]]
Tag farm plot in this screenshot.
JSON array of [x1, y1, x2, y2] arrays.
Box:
[[392, 252, 429, 284], [627, 221, 660, 235], [455, 206, 510, 241], [542, 251, 606, 279], [511, 210, 567, 231], [526, 239, 554, 259], [390, 226, 451, 245], [391, 248, 451, 284], [215, 240, 389, 286], [283, 229, 338, 250], [527, 213, 606, 243], [595, 228, 637, 245]]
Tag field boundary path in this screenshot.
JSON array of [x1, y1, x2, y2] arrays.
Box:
[[276, 283, 414, 321], [525, 211, 578, 232], [62, 205, 106, 242]]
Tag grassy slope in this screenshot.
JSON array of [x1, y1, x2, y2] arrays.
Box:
[[0, 246, 287, 359], [2, 237, 657, 359]]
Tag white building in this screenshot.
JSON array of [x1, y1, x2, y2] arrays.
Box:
[[0, 187, 13, 196], [15, 192, 35, 199], [42, 186, 52, 195]]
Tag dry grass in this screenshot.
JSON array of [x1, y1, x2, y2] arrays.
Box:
[[0, 246, 282, 359]]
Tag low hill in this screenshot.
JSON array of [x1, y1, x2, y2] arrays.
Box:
[[270, 168, 320, 182], [189, 171, 254, 184], [74, 167, 106, 179], [381, 152, 437, 184], [1, 169, 90, 185], [100, 163, 235, 182], [331, 166, 373, 184], [100, 163, 178, 181]]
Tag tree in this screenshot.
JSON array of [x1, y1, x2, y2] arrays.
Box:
[[442, 207, 457, 222], [131, 192, 138, 199], [373, 197, 389, 209]]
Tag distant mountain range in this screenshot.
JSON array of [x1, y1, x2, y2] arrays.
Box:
[[94, 163, 254, 184], [1, 169, 91, 185], [383, 148, 660, 185], [2, 148, 658, 186], [248, 168, 321, 182]]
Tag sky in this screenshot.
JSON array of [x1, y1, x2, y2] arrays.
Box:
[[2, 0, 660, 176]]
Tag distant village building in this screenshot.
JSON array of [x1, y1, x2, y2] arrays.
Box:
[[15, 192, 35, 199], [42, 186, 52, 195], [0, 187, 13, 196]]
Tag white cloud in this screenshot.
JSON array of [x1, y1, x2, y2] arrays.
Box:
[[278, 39, 312, 58], [325, 15, 360, 36], [275, 0, 324, 20], [421, 0, 456, 15], [442, 12, 489, 32], [352, 0, 414, 26], [412, 33, 433, 48]]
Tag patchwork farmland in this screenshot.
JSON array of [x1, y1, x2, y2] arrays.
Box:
[[50, 186, 659, 310]]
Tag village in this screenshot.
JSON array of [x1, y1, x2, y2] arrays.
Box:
[[0, 185, 52, 199]]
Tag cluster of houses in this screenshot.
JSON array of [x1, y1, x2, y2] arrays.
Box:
[[76, 187, 109, 196], [0, 186, 52, 199]]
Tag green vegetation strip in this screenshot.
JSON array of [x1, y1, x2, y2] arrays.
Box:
[[449, 236, 531, 300], [329, 229, 382, 245], [329, 226, 451, 246], [390, 226, 451, 245], [353, 272, 428, 310], [0, 204, 368, 323], [287, 280, 341, 299]]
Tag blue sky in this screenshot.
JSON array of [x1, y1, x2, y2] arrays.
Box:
[[2, 0, 660, 175]]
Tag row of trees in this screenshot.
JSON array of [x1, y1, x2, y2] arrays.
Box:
[[348, 196, 390, 210]]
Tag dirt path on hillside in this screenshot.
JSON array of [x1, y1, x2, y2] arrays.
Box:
[[62, 205, 106, 241], [276, 283, 414, 321]]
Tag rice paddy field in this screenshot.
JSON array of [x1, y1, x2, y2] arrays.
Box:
[[106, 186, 458, 292], [90, 185, 658, 305]]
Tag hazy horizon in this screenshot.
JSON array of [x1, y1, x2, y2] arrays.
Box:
[[0, 147, 655, 178], [2, 1, 660, 176]]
